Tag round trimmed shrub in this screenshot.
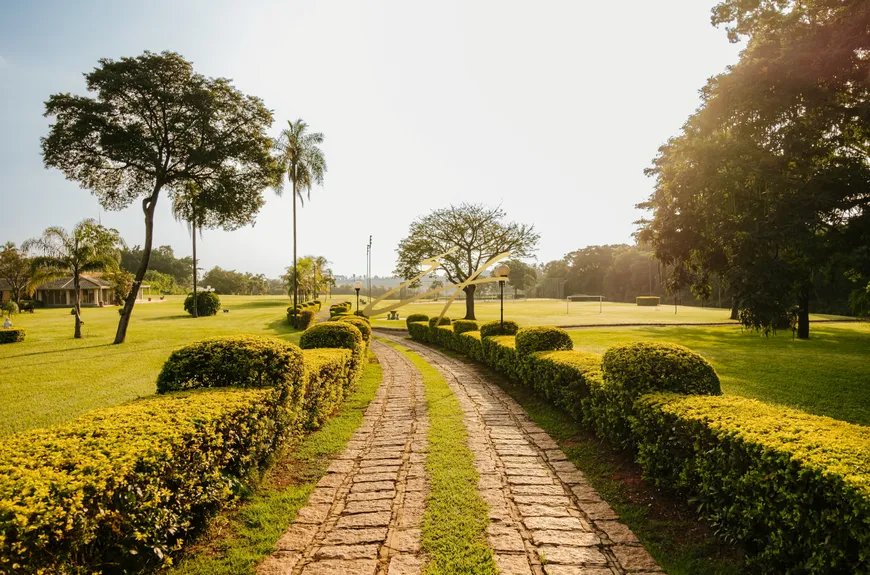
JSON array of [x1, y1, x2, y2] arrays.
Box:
[[300, 321, 363, 352], [428, 316, 451, 328], [336, 316, 372, 345], [636, 296, 660, 307], [184, 291, 221, 316], [515, 326, 573, 355], [602, 341, 721, 395], [0, 327, 25, 344], [480, 320, 519, 338], [406, 313, 428, 328], [453, 319, 479, 335], [157, 335, 305, 393]]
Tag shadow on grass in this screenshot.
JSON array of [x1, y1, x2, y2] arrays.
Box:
[[230, 299, 291, 310], [1, 343, 114, 359]]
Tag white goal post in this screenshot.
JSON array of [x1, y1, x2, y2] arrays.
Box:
[[566, 294, 603, 314]]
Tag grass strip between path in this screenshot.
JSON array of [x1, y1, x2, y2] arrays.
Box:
[[384, 339, 497, 575], [164, 351, 383, 575]]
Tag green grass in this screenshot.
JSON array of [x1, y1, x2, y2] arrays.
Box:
[[369, 298, 846, 329], [384, 340, 497, 575], [0, 295, 329, 436], [567, 322, 870, 426], [163, 351, 383, 575]]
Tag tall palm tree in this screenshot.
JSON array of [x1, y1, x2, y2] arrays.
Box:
[[274, 119, 326, 325], [313, 255, 331, 299], [172, 182, 205, 317], [24, 219, 121, 338]]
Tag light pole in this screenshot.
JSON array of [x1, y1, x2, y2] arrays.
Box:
[[367, 235, 372, 304], [494, 264, 510, 333], [354, 280, 363, 315]]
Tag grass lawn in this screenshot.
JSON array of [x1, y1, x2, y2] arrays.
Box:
[[0, 294, 311, 436], [567, 322, 870, 426], [368, 298, 846, 328]]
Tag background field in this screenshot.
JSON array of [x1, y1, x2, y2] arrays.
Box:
[[366, 298, 846, 328], [0, 295, 304, 436]]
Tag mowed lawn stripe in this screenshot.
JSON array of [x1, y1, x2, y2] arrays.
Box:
[[385, 340, 498, 575]]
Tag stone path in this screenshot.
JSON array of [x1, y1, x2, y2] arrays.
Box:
[[378, 332, 663, 575], [259, 340, 429, 575]]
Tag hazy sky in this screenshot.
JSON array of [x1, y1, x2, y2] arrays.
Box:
[[0, 1, 741, 278]]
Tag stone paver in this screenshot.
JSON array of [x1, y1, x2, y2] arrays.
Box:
[[259, 341, 429, 575], [378, 332, 664, 575]]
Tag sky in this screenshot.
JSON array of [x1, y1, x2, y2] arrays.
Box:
[[0, 0, 742, 279]]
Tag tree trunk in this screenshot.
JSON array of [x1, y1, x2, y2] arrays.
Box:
[[73, 273, 82, 339], [730, 296, 738, 320], [798, 287, 810, 340], [464, 284, 476, 320], [292, 173, 298, 328], [114, 190, 159, 344], [192, 219, 198, 318]]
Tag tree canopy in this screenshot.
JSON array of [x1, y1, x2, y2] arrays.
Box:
[[0, 243, 31, 304], [41, 50, 280, 343]]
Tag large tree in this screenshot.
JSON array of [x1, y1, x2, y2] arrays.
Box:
[[24, 219, 121, 338], [395, 204, 539, 320], [121, 245, 192, 287], [274, 120, 327, 325], [41, 51, 279, 343], [503, 258, 536, 299], [0, 243, 31, 304]]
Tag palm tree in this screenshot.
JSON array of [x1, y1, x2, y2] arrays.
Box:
[[172, 182, 205, 317], [24, 219, 121, 338], [313, 255, 331, 299], [274, 119, 326, 325]]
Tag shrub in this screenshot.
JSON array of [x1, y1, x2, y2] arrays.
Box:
[[2, 301, 19, 316], [481, 336, 520, 380], [602, 342, 720, 396], [297, 309, 316, 330], [455, 330, 484, 361], [428, 316, 451, 328], [300, 322, 365, 383], [430, 325, 456, 349], [299, 348, 352, 429], [633, 394, 870, 573], [336, 316, 372, 346], [0, 387, 299, 573], [515, 326, 573, 356], [0, 328, 25, 344], [406, 313, 428, 329], [452, 319, 479, 335], [157, 335, 306, 395], [184, 291, 221, 316], [407, 321, 430, 342], [479, 320, 519, 337], [636, 296, 660, 306], [518, 350, 601, 408]]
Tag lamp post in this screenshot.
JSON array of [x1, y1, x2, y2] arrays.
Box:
[[494, 264, 510, 333], [354, 280, 362, 315]]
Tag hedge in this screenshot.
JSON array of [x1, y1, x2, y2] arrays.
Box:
[[0, 328, 25, 344], [428, 316, 451, 328], [156, 335, 305, 394], [636, 296, 660, 306], [479, 320, 518, 337], [515, 326, 573, 356], [336, 316, 372, 346], [300, 322, 365, 383], [297, 309, 316, 329], [406, 313, 428, 329], [407, 321, 870, 573], [299, 348, 352, 429], [184, 291, 221, 316], [452, 319, 479, 335]]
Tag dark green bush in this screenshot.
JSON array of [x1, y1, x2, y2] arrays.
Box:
[[518, 350, 601, 409], [407, 321, 430, 342], [429, 325, 456, 349], [0, 328, 25, 344], [406, 313, 428, 328], [297, 309, 316, 329], [184, 291, 221, 316], [452, 319, 479, 335], [515, 326, 573, 355], [157, 335, 306, 395], [602, 342, 720, 396], [481, 336, 520, 380], [300, 322, 365, 383], [428, 316, 451, 328], [479, 320, 519, 337], [636, 296, 660, 306], [336, 316, 372, 346], [455, 330, 484, 361], [300, 348, 352, 429]]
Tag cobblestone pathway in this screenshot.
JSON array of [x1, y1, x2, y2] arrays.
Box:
[[259, 340, 429, 575], [378, 332, 664, 575]]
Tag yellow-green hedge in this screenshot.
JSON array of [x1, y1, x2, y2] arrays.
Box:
[[0, 328, 25, 344], [300, 348, 353, 430], [636, 296, 660, 306]]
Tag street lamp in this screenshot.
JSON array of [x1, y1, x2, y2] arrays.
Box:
[[494, 264, 510, 333], [353, 280, 363, 314]]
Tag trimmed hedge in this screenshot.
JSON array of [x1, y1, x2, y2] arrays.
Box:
[[479, 320, 519, 337], [407, 321, 870, 572], [428, 316, 451, 328], [452, 319, 479, 335], [406, 313, 428, 329], [515, 326, 573, 356], [184, 291, 221, 316], [300, 322, 365, 383], [298, 309, 316, 329], [636, 296, 660, 306], [0, 328, 25, 344], [336, 316, 372, 346], [299, 348, 352, 429]]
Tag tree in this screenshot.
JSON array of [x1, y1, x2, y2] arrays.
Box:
[[104, 269, 133, 303], [504, 259, 536, 299], [41, 51, 279, 343], [24, 219, 121, 338], [395, 204, 539, 319], [274, 120, 327, 325], [202, 266, 248, 295], [122, 245, 192, 287], [144, 270, 181, 294], [0, 243, 31, 304]]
